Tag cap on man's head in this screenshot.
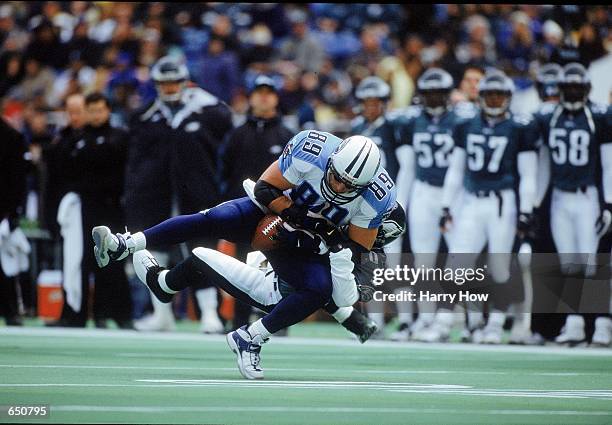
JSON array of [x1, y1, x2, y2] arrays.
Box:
[[288, 9, 307, 24], [250, 75, 277, 94]]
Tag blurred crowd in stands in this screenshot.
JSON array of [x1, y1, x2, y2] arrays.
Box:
[[0, 3, 610, 336]]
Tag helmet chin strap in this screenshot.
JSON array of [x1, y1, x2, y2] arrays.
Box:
[[425, 105, 447, 117], [562, 100, 585, 111]]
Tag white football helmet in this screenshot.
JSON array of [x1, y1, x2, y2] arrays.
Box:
[[321, 135, 381, 205]]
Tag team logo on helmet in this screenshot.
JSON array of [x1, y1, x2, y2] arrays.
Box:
[[558, 62, 591, 111], [417, 68, 454, 116], [374, 202, 406, 248], [478, 70, 515, 117], [535, 63, 563, 101], [355, 76, 391, 101]]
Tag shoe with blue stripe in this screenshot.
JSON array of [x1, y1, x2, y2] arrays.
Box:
[[226, 326, 266, 380]]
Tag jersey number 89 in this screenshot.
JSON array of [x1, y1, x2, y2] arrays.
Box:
[[301, 131, 328, 156]]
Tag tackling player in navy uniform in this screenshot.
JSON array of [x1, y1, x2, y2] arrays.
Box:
[[92, 131, 396, 379], [433, 70, 539, 344], [389, 68, 476, 341], [533, 63, 612, 346]]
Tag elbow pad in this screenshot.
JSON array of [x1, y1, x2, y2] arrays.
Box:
[[253, 179, 284, 208]]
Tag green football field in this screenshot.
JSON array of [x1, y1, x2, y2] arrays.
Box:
[[1, 324, 611, 425]]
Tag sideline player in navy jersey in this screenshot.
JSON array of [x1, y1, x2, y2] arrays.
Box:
[[532, 63, 612, 346], [351, 76, 401, 182], [433, 70, 539, 344], [92, 131, 396, 379], [389, 68, 476, 341]]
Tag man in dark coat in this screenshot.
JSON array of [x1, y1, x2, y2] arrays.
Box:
[[220, 75, 293, 328]]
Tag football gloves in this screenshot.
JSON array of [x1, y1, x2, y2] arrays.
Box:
[[280, 204, 343, 245], [273, 224, 329, 255], [596, 203, 612, 238], [517, 212, 537, 242], [439, 207, 452, 233]]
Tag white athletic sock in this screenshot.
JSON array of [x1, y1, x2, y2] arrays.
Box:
[[195, 288, 219, 319], [151, 295, 174, 322], [417, 299, 436, 325], [157, 270, 177, 294], [368, 312, 385, 329], [332, 306, 353, 324], [247, 318, 271, 340], [126, 231, 146, 252], [487, 310, 506, 328], [394, 286, 414, 324]]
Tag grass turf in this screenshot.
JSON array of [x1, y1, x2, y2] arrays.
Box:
[[0, 323, 611, 425]]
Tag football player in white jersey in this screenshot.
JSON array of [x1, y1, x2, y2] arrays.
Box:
[[92, 131, 396, 379]]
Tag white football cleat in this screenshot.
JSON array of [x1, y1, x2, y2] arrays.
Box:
[[201, 312, 225, 334], [591, 317, 612, 347], [480, 325, 503, 344], [555, 315, 586, 346], [92, 226, 131, 268], [389, 322, 411, 342], [226, 326, 266, 380], [133, 312, 176, 332], [412, 323, 451, 343]]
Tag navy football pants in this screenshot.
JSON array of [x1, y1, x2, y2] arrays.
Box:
[[143, 197, 333, 333]]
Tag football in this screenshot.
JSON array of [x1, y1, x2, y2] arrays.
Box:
[[251, 214, 285, 251]]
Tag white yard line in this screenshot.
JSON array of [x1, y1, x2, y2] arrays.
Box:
[[46, 405, 612, 416], [2, 326, 612, 357], [1, 364, 610, 377], [2, 379, 611, 401]]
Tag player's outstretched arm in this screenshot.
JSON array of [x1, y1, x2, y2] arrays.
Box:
[[517, 150, 538, 240], [394, 144, 415, 213], [534, 145, 551, 208], [439, 146, 466, 232], [596, 143, 612, 237]]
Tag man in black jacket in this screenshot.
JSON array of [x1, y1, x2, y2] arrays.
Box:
[[124, 56, 233, 332], [50, 93, 133, 328], [220, 75, 293, 328], [0, 117, 28, 326]]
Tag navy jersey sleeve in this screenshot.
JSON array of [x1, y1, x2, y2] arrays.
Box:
[[452, 119, 469, 150], [593, 104, 612, 146], [514, 114, 539, 152]]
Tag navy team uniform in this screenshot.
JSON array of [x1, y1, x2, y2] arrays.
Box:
[[533, 102, 611, 265], [351, 114, 401, 181], [141, 130, 396, 333], [447, 111, 538, 282], [395, 105, 475, 258]]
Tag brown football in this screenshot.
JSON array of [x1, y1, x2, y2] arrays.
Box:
[[251, 214, 285, 251]]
